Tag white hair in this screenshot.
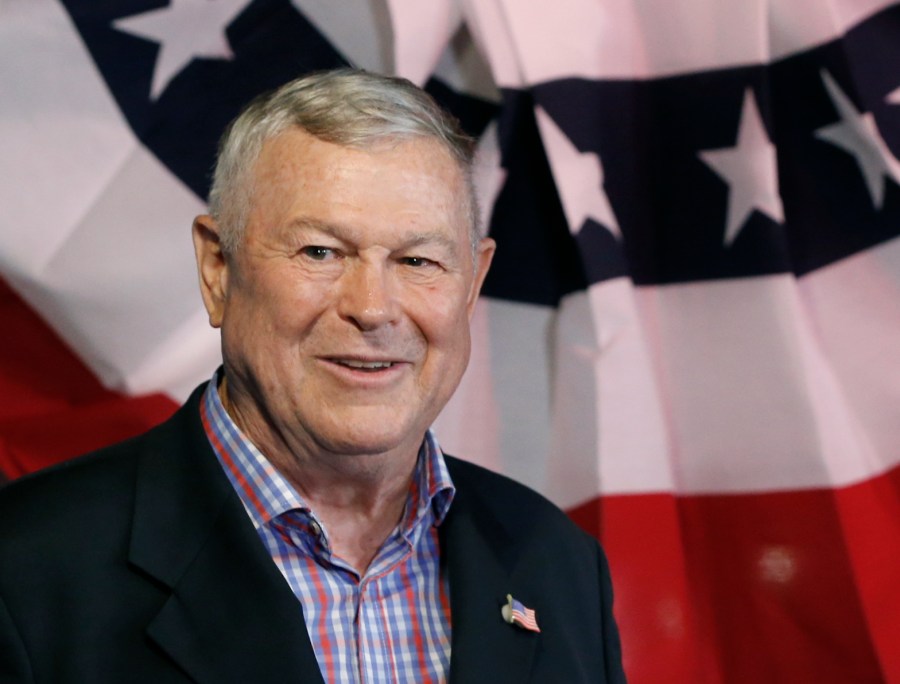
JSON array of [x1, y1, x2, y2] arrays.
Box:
[[208, 69, 479, 252]]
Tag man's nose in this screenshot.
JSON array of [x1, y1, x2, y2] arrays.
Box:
[[337, 260, 398, 330]]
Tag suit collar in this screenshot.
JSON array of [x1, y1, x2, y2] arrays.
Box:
[[442, 458, 539, 684], [128, 385, 324, 684], [125, 390, 540, 683]]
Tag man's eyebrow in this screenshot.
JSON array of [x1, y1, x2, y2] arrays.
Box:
[[400, 232, 459, 253], [273, 217, 349, 246], [282, 217, 460, 253], [282, 216, 340, 236]]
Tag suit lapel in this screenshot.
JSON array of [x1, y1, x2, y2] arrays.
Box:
[[124, 394, 540, 683], [442, 463, 539, 684], [127, 389, 324, 684]]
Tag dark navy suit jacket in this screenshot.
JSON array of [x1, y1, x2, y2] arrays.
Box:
[[0, 384, 626, 683]]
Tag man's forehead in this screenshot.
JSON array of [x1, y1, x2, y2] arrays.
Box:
[[255, 126, 460, 171], [249, 130, 465, 205], [243, 127, 475, 245]]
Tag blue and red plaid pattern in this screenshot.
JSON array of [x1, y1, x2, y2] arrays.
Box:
[[200, 373, 455, 683]]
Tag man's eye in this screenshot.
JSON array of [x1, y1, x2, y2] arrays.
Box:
[[301, 246, 335, 261], [401, 256, 433, 268]]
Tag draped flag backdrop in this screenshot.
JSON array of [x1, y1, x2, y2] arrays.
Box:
[[2, 1, 900, 681]]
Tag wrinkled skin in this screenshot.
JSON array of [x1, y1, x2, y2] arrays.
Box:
[[193, 128, 494, 508]]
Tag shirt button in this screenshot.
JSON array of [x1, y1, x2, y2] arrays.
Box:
[[309, 521, 322, 536]]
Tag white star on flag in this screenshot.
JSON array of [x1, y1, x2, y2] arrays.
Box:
[[114, 0, 251, 99], [534, 105, 620, 238], [815, 70, 900, 209], [699, 87, 784, 247]]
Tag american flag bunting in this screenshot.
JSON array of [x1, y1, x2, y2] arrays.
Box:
[[2, 1, 899, 682]]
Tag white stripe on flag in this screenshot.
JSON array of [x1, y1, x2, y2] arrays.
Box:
[[0, 0, 213, 400], [466, 0, 898, 85]]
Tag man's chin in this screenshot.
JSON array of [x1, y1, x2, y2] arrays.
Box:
[[318, 433, 418, 459]]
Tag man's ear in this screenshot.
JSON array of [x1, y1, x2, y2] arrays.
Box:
[[466, 236, 496, 319], [192, 215, 229, 328]]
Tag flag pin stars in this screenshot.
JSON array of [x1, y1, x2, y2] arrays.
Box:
[[501, 594, 541, 633]]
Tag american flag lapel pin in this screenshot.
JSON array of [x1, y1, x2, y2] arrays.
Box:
[[501, 594, 541, 633]]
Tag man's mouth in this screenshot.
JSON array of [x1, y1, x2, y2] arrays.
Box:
[[332, 359, 397, 371]]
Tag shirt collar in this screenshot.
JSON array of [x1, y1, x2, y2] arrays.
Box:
[[200, 370, 455, 533]]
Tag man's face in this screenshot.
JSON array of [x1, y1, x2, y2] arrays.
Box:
[[194, 128, 494, 461]]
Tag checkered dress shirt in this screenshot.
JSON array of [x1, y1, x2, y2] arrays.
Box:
[[199, 375, 455, 683]]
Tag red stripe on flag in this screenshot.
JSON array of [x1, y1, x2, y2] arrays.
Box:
[[510, 607, 540, 633], [569, 466, 900, 683], [0, 277, 178, 479]]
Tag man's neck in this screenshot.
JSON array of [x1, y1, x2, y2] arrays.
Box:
[[219, 376, 419, 574]]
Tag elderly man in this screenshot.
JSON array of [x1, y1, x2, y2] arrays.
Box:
[[0, 70, 625, 683]]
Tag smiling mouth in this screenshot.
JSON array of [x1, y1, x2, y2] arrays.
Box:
[[331, 359, 397, 372]]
